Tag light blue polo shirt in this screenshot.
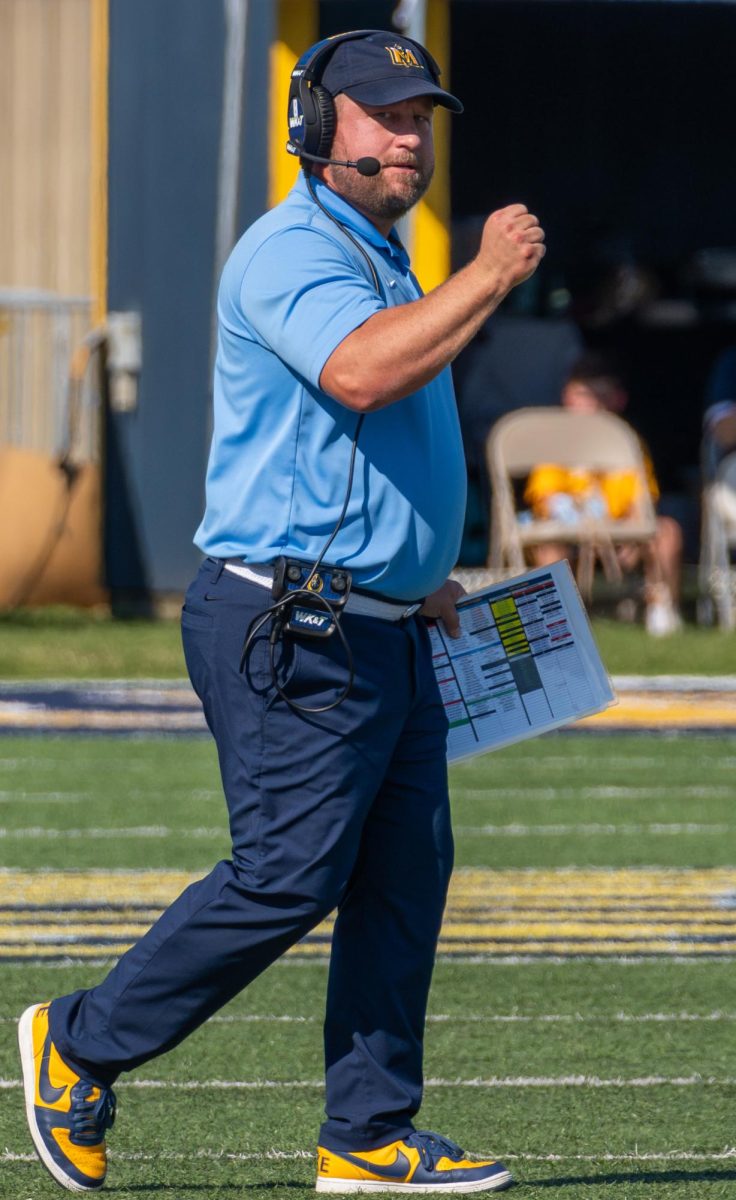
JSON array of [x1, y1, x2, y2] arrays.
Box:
[[195, 172, 466, 601]]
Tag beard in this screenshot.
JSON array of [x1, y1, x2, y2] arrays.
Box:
[[328, 154, 434, 222]]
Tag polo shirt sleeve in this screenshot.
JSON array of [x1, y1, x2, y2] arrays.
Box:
[[239, 224, 384, 389]]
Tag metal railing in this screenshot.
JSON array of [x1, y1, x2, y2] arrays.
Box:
[[0, 289, 100, 461]]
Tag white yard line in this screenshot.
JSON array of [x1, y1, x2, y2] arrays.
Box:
[[5, 821, 734, 839], [0, 792, 95, 804], [428, 1011, 736, 1024], [2, 1147, 735, 1165], [454, 755, 736, 770], [1, 1149, 312, 1163], [454, 823, 733, 837], [423, 1074, 736, 1087], [612, 675, 736, 692], [207, 1010, 736, 1025], [502, 1149, 736, 1162], [1, 1009, 734, 1025], [12, 951, 736, 966], [427, 954, 736, 965], [4, 755, 735, 773], [2, 1075, 735, 1090], [0, 826, 223, 839], [454, 786, 734, 800]]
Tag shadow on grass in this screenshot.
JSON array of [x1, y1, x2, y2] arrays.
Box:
[[525, 1166, 736, 1188]]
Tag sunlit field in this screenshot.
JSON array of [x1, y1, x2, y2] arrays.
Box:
[[1, 733, 735, 1197]]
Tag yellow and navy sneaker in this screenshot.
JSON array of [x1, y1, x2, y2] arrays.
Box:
[[316, 1130, 513, 1193], [18, 1002, 116, 1192]]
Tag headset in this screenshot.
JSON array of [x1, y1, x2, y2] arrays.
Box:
[[286, 28, 443, 167]]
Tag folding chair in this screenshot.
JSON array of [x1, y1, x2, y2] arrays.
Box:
[[698, 450, 736, 630], [486, 407, 658, 601]]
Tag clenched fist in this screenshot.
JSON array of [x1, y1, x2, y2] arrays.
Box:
[[476, 204, 546, 294]]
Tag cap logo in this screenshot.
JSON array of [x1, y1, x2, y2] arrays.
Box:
[[385, 44, 421, 69]]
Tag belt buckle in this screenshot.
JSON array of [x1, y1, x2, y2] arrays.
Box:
[[401, 602, 422, 619]]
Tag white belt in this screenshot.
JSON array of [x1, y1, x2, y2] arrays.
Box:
[[223, 560, 423, 622]]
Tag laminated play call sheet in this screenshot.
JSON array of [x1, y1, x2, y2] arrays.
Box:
[[429, 561, 616, 762]]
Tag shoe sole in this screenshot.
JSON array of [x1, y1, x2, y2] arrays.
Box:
[[315, 1170, 513, 1193], [18, 1004, 101, 1193]]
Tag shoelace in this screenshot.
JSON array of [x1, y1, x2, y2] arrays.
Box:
[[405, 1130, 465, 1173], [69, 1081, 117, 1145]]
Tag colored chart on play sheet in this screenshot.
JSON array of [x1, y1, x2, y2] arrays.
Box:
[[430, 560, 616, 762]]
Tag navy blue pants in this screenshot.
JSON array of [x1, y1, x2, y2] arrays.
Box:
[[50, 558, 453, 1150]]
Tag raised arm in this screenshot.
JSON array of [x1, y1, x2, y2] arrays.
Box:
[[319, 203, 545, 411]]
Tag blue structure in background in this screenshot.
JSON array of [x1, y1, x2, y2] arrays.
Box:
[[105, 0, 273, 603]]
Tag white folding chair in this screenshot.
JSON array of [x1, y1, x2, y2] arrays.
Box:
[[698, 451, 736, 630], [486, 408, 658, 601]]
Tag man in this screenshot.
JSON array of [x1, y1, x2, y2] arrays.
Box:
[[19, 29, 544, 1194]]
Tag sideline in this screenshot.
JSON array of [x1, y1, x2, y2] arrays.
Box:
[[0, 677, 734, 735]]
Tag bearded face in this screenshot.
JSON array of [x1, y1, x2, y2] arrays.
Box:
[[325, 95, 436, 227]]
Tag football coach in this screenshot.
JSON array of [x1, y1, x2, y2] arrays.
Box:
[[20, 28, 544, 1195]]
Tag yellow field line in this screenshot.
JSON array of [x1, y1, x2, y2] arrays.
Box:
[[582, 696, 736, 728], [3, 940, 735, 959], [2, 868, 734, 904], [0, 692, 734, 732], [3, 918, 735, 945], [2, 869, 734, 958], [0, 711, 201, 730]]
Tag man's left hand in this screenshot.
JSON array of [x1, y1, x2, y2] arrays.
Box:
[[420, 579, 466, 638]]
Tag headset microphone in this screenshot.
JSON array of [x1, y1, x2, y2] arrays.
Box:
[[287, 144, 381, 177]]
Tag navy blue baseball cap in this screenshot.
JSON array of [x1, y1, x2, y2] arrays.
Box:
[[320, 31, 463, 114]]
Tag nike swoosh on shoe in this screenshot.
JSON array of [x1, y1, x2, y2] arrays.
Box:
[[339, 1149, 411, 1180], [38, 1032, 67, 1105]]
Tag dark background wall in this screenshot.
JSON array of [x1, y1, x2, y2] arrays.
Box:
[[450, 0, 736, 504], [451, 0, 736, 267]]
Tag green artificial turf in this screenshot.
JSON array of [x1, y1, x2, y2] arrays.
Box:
[[1, 606, 735, 678], [0, 735, 733, 870], [2, 961, 735, 1197], [0, 607, 186, 679], [0, 733, 734, 1197]]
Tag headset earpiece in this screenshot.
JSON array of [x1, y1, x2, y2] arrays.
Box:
[[312, 86, 336, 158]]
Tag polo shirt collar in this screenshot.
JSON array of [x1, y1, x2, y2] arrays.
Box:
[[297, 171, 409, 268]]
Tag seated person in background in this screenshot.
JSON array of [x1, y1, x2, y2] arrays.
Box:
[[702, 345, 736, 541], [524, 355, 683, 636], [703, 346, 736, 470]]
